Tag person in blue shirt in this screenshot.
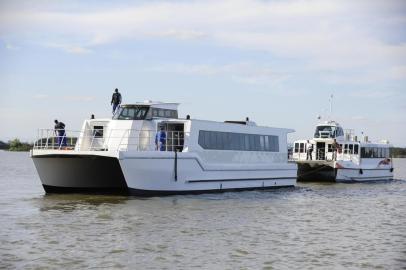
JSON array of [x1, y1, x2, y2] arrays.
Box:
[[155, 126, 167, 151]]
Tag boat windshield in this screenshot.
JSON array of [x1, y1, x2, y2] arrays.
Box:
[[113, 106, 150, 120], [314, 125, 337, 138]]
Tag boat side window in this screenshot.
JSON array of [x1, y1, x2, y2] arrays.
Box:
[[113, 106, 149, 120], [354, 144, 359, 155], [93, 126, 104, 138], [361, 147, 387, 158], [349, 144, 353, 154], [299, 143, 305, 153], [344, 144, 349, 154], [264, 136, 270, 151], [294, 143, 299, 153], [198, 130, 279, 152], [373, 148, 378, 158], [151, 109, 178, 118]]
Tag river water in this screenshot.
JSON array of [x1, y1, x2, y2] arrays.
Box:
[[0, 150, 405, 269]]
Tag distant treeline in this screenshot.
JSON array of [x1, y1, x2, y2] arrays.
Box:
[[0, 137, 77, 152], [0, 139, 32, 152], [391, 147, 406, 158]]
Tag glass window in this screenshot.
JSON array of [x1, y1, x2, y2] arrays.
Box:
[[260, 136, 265, 151], [327, 144, 332, 152], [344, 144, 349, 154], [373, 148, 378, 158], [299, 143, 304, 153], [93, 126, 103, 138], [113, 106, 150, 120], [198, 131, 279, 152], [294, 143, 299, 153], [349, 144, 353, 154], [354, 144, 359, 155], [314, 126, 337, 138]]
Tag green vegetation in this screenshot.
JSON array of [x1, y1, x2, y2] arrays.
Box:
[[391, 147, 406, 158], [7, 139, 33, 152]]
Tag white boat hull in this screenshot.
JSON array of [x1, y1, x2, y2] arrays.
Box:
[[297, 162, 393, 182], [336, 168, 394, 182], [32, 150, 297, 195]]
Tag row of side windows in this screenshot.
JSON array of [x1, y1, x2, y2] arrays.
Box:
[[294, 143, 306, 153], [198, 130, 279, 152], [151, 109, 178, 118], [361, 147, 390, 158], [338, 144, 359, 155]]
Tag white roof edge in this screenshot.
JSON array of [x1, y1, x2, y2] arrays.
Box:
[[122, 102, 180, 106]]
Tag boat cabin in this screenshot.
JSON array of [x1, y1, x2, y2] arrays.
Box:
[[313, 121, 344, 139]]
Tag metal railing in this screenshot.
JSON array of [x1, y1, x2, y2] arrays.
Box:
[[33, 129, 188, 152]]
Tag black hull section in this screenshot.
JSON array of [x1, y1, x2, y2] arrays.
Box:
[[41, 184, 295, 197], [42, 185, 129, 195], [297, 163, 336, 182], [33, 155, 128, 193]]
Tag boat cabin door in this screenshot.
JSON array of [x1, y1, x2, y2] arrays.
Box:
[[316, 142, 326, 160], [162, 123, 185, 152]]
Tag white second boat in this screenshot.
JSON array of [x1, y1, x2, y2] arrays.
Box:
[[31, 101, 297, 195], [292, 120, 394, 182]]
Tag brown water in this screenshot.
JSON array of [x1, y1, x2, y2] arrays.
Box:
[[0, 151, 405, 269]]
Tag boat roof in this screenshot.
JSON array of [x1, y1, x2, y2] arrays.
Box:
[[121, 101, 179, 110], [316, 120, 342, 127]]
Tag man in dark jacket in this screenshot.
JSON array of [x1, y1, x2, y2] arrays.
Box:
[[54, 120, 67, 148], [111, 88, 122, 114]]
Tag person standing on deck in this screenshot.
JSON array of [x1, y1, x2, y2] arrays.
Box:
[[155, 126, 167, 151], [111, 88, 122, 115], [332, 139, 339, 160], [54, 120, 67, 148], [307, 142, 313, 160]]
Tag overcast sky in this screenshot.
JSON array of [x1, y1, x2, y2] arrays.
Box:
[[1, 0, 405, 146]]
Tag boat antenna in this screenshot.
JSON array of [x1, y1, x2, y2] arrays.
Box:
[[329, 94, 333, 121]]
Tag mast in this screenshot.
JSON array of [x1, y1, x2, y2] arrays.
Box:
[[329, 94, 333, 121]]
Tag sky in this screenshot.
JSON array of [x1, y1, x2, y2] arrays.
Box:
[[0, 0, 405, 146]]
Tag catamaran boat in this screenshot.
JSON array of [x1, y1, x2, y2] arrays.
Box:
[[31, 101, 297, 195], [292, 120, 394, 182]]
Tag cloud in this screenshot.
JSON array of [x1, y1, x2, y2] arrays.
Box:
[[4, 42, 20, 50], [34, 94, 49, 99], [46, 43, 92, 54], [147, 62, 289, 86], [62, 95, 96, 102], [349, 90, 396, 99], [0, 0, 405, 79]]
